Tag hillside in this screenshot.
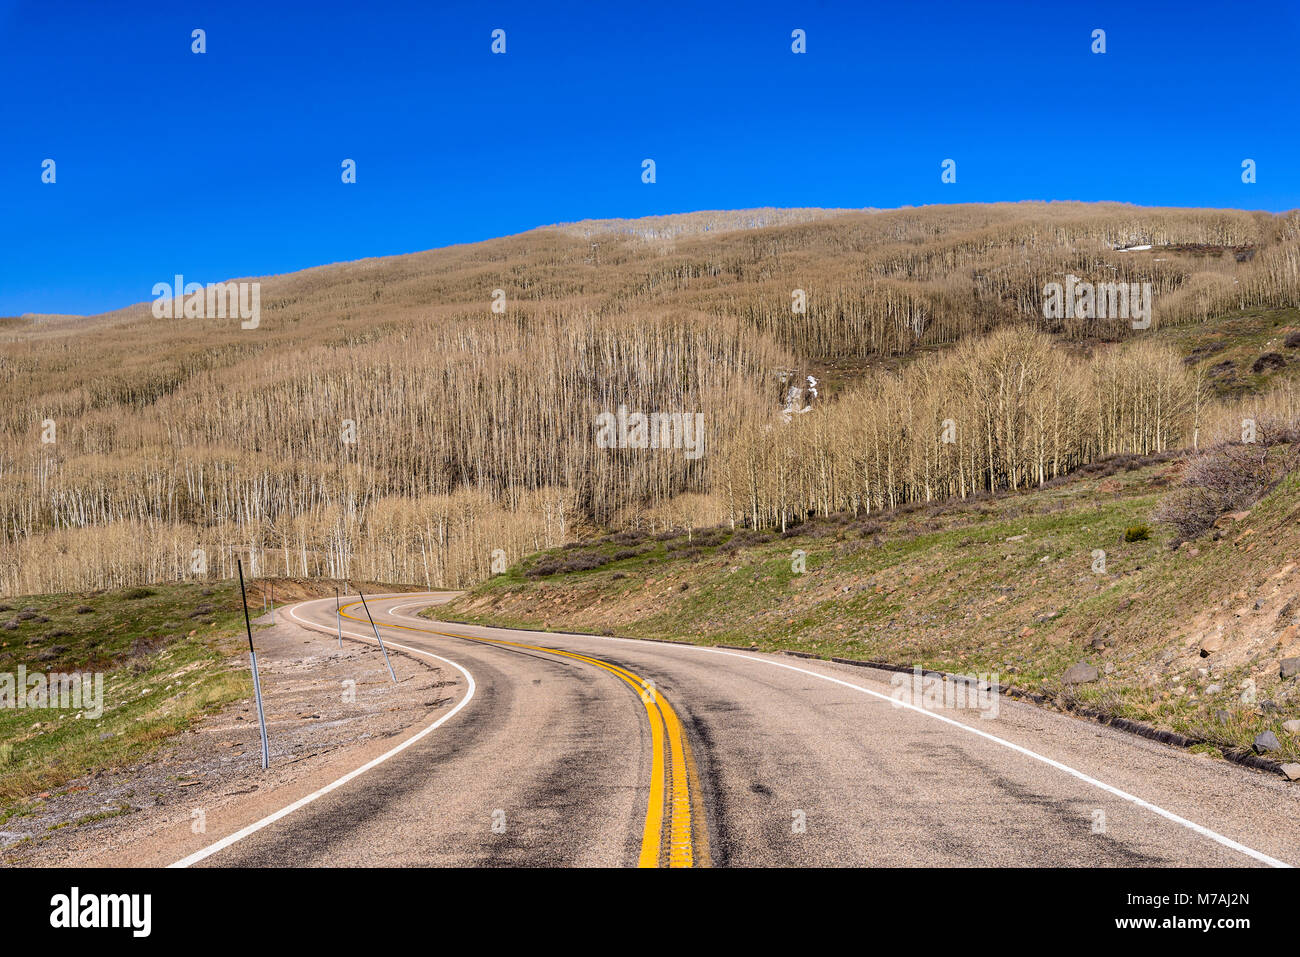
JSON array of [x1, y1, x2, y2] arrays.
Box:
[[4, 202, 1300, 599]]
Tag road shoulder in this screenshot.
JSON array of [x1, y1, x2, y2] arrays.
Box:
[[2, 613, 461, 867]]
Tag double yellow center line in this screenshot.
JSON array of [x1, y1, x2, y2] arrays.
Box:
[[338, 601, 703, 867]]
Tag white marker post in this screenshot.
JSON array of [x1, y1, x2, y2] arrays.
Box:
[[237, 559, 271, 770], [358, 590, 398, 683]]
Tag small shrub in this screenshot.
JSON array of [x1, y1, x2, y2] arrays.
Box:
[[74, 605, 95, 614], [129, 634, 167, 658], [525, 551, 611, 577], [1124, 524, 1151, 542], [566, 552, 610, 571], [1252, 352, 1287, 373], [1285, 331, 1300, 349], [1154, 440, 1299, 542], [665, 540, 705, 554], [123, 587, 154, 600], [690, 531, 728, 548]]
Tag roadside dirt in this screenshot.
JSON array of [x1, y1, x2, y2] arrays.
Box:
[[1, 610, 459, 866]]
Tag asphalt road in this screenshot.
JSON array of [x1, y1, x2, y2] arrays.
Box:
[[178, 592, 1300, 868]]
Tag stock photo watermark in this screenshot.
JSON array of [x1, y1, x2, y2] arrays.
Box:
[[151, 275, 260, 329], [890, 667, 1000, 720], [0, 666, 104, 718], [595, 406, 705, 459], [1043, 274, 1152, 329], [50, 888, 151, 937]]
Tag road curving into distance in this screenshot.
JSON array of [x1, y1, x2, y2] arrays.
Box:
[[176, 592, 1300, 868]]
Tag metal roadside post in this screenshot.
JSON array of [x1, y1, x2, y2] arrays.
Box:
[[358, 589, 398, 683], [335, 585, 344, 649], [237, 559, 271, 770]]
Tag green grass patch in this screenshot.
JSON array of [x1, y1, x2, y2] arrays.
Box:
[[0, 580, 252, 809], [1152, 306, 1300, 399]]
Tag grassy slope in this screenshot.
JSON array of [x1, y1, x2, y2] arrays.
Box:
[[1152, 306, 1300, 399], [0, 582, 253, 819], [443, 457, 1300, 763]]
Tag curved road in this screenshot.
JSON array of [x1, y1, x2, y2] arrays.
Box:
[[177, 592, 1300, 868]]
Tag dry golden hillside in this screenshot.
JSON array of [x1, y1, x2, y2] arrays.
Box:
[[3, 202, 1299, 596]]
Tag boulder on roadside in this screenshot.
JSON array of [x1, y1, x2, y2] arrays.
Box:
[[1215, 510, 1252, 527], [1253, 730, 1281, 753], [1062, 662, 1099, 685], [1281, 763, 1300, 782]]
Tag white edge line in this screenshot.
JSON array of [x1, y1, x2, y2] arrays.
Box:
[[388, 606, 1292, 869], [168, 596, 476, 868]]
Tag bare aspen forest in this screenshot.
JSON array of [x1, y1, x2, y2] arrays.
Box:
[[4, 202, 1299, 595]]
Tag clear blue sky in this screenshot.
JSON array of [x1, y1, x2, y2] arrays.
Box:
[[2, 0, 1297, 316]]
